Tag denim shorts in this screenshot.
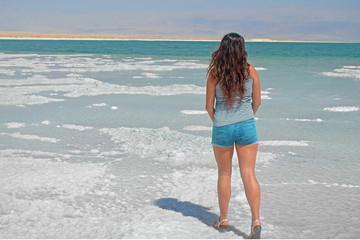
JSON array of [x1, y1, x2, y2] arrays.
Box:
[[212, 118, 258, 148]]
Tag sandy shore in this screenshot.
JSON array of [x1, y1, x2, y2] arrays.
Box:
[[0, 32, 321, 42], [0, 33, 219, 41]]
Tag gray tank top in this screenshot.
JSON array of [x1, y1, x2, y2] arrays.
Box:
[[213, 75, 254, 127]]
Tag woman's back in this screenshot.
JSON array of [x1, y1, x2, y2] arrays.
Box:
[[213, 74, 254, 127]]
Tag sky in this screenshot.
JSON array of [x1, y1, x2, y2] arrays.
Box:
[[0, 0, 359, 41]]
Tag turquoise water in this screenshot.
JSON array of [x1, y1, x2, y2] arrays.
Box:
[[0, 40, 359, 238], [1, 39, 359, 57]]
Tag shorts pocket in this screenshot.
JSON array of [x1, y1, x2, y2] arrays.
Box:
[[213, 126, 229, 140], [242, 120, 257, 138]]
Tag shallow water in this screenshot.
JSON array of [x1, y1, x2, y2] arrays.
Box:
[[0, 40, 359, 238]]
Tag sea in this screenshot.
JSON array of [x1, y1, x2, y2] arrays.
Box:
[[0, 39, 359, 238]]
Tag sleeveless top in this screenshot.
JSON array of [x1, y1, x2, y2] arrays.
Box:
[[213, 74, 254, 127]]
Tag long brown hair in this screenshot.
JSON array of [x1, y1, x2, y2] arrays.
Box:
[[207, 33, 250, 108]]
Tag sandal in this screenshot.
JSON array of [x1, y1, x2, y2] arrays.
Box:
[[249, 220, 261, 239], [213, 218, 229, 231]]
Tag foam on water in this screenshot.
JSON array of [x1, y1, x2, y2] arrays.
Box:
[[323, 106, 359, 112], [321, 66, 360, 79]]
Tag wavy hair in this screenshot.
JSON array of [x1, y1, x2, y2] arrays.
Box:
[[207, 33, 250, 108]]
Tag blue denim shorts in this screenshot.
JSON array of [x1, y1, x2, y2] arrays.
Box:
[[212, 118, 258, 148]]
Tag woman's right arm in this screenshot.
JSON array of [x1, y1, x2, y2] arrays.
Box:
[[206, 72, 217, 122], [249, 64, 261, 115]]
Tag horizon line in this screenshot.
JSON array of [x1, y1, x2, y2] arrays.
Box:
[[0, 32, 358, 43]]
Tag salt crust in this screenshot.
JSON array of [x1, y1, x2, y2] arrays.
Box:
[[264, 180, 360, 189], [0, 124, 280, 237], [0, 54, 271, 106], [86, 103, 107, 108], [0, 132, 60, 143], [92, 103, 107, 107], [133, 72, 161, 79], [62, 124, 93, 131], [259, 140, 309, 146], [284, 118, 324, 122], [261, 95, 271, 100], [0, 54, 209, 105], [0, 149, 119, 238], [308, 179, 360, 188], [0, 93, 65, 106], [321, 66, 360, 79], [183, 125, 212, 131], [0, 54, 208, 75], [180, 110, 207, 115], [255, 67, 267, 71], [128, 166, 257, 238], [100, 126, 212, 164], [100, 126, 277, 166], [260, 90, 272, 100], [323, 106, 359, 112], [0, 74, 205, 106], [5, 122, 26, 128]]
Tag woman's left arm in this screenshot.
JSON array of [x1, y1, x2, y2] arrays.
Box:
[[249, 64, 261, 115], [206, 73, 216, 122]]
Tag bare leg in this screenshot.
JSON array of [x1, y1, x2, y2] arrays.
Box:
[[213, 145, 234, 222], [235, 143, 261, 225]]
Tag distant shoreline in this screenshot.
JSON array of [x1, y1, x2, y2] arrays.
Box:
[[0, 32, 347, 43]]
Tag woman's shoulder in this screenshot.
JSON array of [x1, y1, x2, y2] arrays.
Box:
[[247, 64, 258, 79], [248, 64, 256, 72], [208, 68, 219, 85]]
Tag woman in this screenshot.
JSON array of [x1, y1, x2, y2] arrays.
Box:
[[206, 33, 262, 239]]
